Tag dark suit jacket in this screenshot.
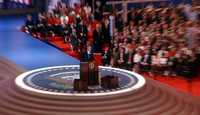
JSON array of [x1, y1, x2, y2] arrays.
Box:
[[68, 26, 76, 35], [61, 24, 69, 33], [81, 50, 94, 62], [140, 54, 151, 65], [101, 51, 111, 61], [117, 53, 126, 64], [77, 24, 88, 39], [26, 19, 36, 27], [125, 53, 134, 65], [36, 18, 47, 27], [70, 33, 78, 45], [93, 29, 102, 43]]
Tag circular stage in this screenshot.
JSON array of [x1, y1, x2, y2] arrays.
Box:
[[15, 65, 146, 96]]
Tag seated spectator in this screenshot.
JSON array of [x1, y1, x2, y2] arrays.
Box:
[[61, 19, 69, 43], [101, 47, 111, 66], [53, 14, 62, 36], [110, 47, 119, 67], [36, 13, 53, 38], [45, 13, 55, 34], [83, 2, 92, 25], [53, 5, 60, 15], [125, 48, 134, 70], [62, 3, 68, 16], [117, 48, 126, 68], [68, 13, 75, 25], [133, 49, 142, 73], [140, 50, 152, 73], [26, 14, 37, 37], [60, 13, 69, 25]]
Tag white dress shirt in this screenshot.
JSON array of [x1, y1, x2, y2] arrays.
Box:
[[60, 16, 69, 25], [134, 54, 142, 63]]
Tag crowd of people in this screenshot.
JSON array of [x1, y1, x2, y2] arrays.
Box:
[[25, 2, 92, 53], [99, 0, 200, 79], [25, 0, 200, 79]]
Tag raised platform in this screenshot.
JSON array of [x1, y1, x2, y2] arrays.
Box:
[[1, 66, 200, 114], [15, 65, 146, 96]]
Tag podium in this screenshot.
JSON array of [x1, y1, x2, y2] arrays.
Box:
[[80, 62, 99, 86], [74, 79, 88, 91], [101, 75, 119, 88]]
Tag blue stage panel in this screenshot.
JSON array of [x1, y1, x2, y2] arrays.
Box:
[[0, 14, 80, 71]]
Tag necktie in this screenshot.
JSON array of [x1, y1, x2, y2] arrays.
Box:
[[88, 54, 90, 60], [128, 54, 131, 62], [120, 54, 123, 61]]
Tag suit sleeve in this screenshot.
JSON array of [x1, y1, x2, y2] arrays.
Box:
[[81, 51, 85, 62]]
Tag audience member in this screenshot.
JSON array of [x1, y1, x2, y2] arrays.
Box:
[[101, 47, 111, 66], [36, 13, 52, 38], [26, 14, 37, 37], [93, 24, 102, 53], [70, 29, 80, 53]]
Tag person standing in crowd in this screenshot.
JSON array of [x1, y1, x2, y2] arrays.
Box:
[[81, 46, 94, 62], [93, 24, 102, 53], [83, 2, 92, 24], [26, 14, 37, 37], [78, 19, 88, 45], [70, 29, 80, 53], [101, 47, 111, 66]]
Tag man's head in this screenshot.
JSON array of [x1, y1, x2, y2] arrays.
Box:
[[105, 47, 109, 51], [119, 43, 123, 48], [27, 14, 32, 19], [96, 24, 100, 29], [120, 48, 124, 53], [87, 46, 91, 51], [72, 29, 76, 34], [145, 50, 150, 55], [128, 48, 133, 53], [86, 2, 89, 7], [38, 12, 43, 19]]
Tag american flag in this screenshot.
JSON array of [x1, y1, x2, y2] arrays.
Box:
[[10, 0, 34, 5]]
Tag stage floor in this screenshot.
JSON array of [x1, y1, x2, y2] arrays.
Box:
[[15, 65, 146, 96]]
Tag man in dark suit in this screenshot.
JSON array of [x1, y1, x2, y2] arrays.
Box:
[[26, 14, 37, 37], [101, 47, 110, 66], [36, 13, 51, 39], [70, 29, 80, 53], [117, 48, 126, 68], [93, 24, 102, 53], [125, 49, 134, 70], [53, 5, 60, 14], [68, 22, 76, 36], [61, 19, 69, 43], [77, 19, 88, 51], [81, 46, 95, 62], [140, 50, 151, 72]]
